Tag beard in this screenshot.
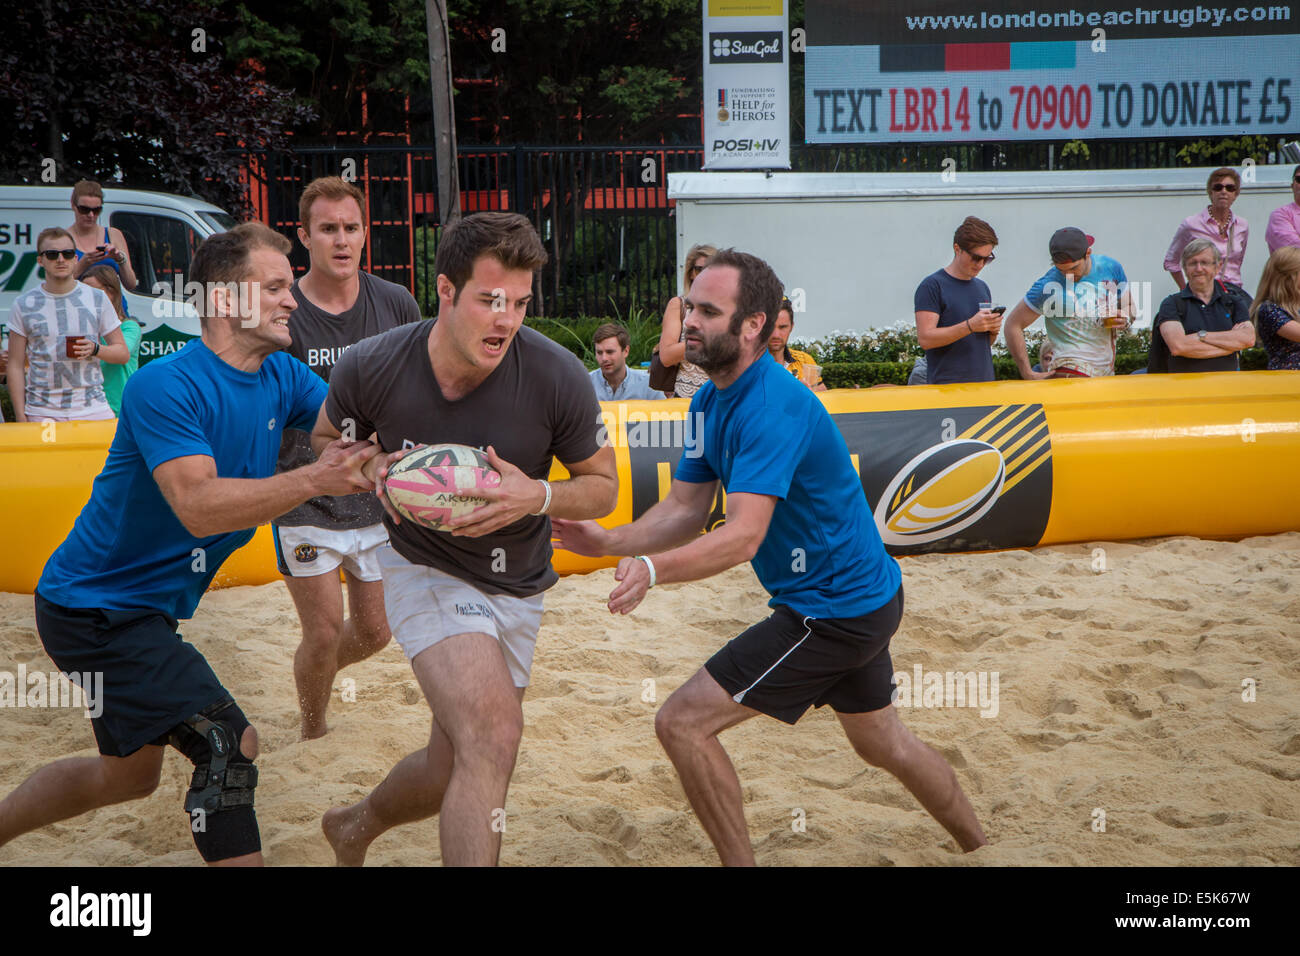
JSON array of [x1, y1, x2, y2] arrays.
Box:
[[685, 326, 742, 373]]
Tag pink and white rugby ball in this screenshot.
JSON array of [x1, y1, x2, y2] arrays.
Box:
[[383, 444, 501, 531]]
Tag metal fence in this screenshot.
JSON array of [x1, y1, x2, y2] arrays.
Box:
[[240, 138, 1211, 319], [244, 144, 704, 319]]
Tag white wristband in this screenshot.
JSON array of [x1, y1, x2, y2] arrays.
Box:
[[530, 479, 552, 516], [635, 555, 656, 589]]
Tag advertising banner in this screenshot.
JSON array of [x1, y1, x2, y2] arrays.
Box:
[[704, 0, 791, 168], [806, 0, 1300, 143]]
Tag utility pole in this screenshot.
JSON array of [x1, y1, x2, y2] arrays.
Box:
[[425, 0, 461, 225]]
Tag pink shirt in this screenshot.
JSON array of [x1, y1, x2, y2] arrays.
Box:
[[1264, 202, 1300, 254], [1163, 207, 1248, 286]]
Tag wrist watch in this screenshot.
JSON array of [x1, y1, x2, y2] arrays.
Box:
[[1197, 330, 1208, 341]]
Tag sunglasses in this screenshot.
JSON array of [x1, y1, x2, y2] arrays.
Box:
[[1211, 183, 1237, 192], [39, 249, 78, 261], [964, 249, 996, 264], [75, 203, 103, 216]]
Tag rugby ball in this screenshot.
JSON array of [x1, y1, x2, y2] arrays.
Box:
[[383, 444, 501, 531]]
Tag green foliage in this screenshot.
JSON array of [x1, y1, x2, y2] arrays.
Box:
[[1060, 140, 1090, 161], [820, 362, 911, 388], [0, 385, 12, 423], [1175, 136, 1272, 168], [795, 323, 1050, 364], [527, 303, 663, 368], [229, 0, 430, 135], [447, 0, 702, 143], [0, 0, 310, 212]]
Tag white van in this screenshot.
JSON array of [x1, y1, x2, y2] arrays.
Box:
[[0, 186, 235, 364]]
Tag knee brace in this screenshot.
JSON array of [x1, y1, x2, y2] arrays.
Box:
[[168, 699, 261, 862]]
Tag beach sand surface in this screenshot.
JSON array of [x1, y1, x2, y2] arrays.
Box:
[[1, 534, 1297, 866]]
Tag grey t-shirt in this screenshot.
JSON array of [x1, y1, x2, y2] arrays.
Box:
[[275, 271, 421, 528], [326, 320, 602, 597]]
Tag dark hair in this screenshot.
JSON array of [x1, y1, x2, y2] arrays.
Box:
[[190, 222, 292, 318], [953, 216, 998, 250], [702, 248, 784, 350], [433, 212, 547, 302], [778, 296, 794, 320], [592, 322, 629, 349], [299, 175, 368, 231]]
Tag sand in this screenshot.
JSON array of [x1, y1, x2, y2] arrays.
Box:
[[1, 534, 1297, 866]]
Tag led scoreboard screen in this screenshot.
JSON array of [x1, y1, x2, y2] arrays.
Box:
[[805, 0, 1300, 142]]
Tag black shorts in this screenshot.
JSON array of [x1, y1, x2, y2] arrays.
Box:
[[34, 591, 231, 757], [705, 586, 903, 725]]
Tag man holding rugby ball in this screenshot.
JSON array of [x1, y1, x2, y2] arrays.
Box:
[[554, 249, 988, 866], [313, 212, 617, 866]]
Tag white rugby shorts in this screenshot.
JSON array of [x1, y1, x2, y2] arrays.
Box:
[[273, 522, 389, 581], [377, 545, 544, 688]]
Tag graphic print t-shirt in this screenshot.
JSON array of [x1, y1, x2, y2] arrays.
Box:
[[6, 283, 120, 420]]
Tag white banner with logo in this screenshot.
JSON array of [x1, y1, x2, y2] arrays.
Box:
[[703, 0, 790, 169]]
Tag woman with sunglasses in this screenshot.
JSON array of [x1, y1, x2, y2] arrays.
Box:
[[1163, 167, 1249, 297], [67, 180, 138, 291], [1263, 164, 1300, 255], [656, 242, 717, 398]]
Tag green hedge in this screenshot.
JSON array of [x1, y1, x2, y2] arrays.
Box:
[[822, 347, 1271, 387]]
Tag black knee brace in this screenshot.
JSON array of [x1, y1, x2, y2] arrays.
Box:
[[168, 699, 262, 862]]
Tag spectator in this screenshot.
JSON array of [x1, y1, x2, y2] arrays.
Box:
[[914, 216, 1001, 384], [1264, 164, 1300, 254], [907, 354, 927, 385], [1004, 227, 1132, 379], [81, 266, 140, 417], [1164, 167, 1249, 292], [5, 228, 128, 422], [657, 243, 716, 398], [590, 322, 664, 400], [1154, 238, 1255, 373], [766, 298, 825, 391], [67, 180, 138, 292], [1250, 246, 1300, 370]]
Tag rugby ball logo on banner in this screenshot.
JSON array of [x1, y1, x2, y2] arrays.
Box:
[[704, 0, 791, 169], [621, 403, 1053, 556]]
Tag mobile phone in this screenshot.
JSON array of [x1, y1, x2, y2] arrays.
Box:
[[991, 306, 1007, 314], [95, 245, 106, 252]]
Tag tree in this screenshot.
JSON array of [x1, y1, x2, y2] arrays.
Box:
[[444, 0, 702, 144], [0, 0, 310, 213], [227, 0, 430, 139]]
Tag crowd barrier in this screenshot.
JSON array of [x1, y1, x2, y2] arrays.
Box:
[[2, 372, 1297, 595]]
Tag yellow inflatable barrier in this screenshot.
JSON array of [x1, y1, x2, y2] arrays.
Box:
[[2, 371, 1298, 595]]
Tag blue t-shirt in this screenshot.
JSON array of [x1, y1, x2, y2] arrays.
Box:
[[914, 268, 994, 384], [38, 339, 327, 620], [1024, 253, 1129, 376], [675, 353, 901, 619]]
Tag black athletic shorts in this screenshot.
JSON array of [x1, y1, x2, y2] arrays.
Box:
[[34, 591, 231, 757], [705, 585, 903, 725]]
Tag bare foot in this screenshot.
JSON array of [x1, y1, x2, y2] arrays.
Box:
[[300, 718, 328, 741], [322, 804, 371, 866]]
